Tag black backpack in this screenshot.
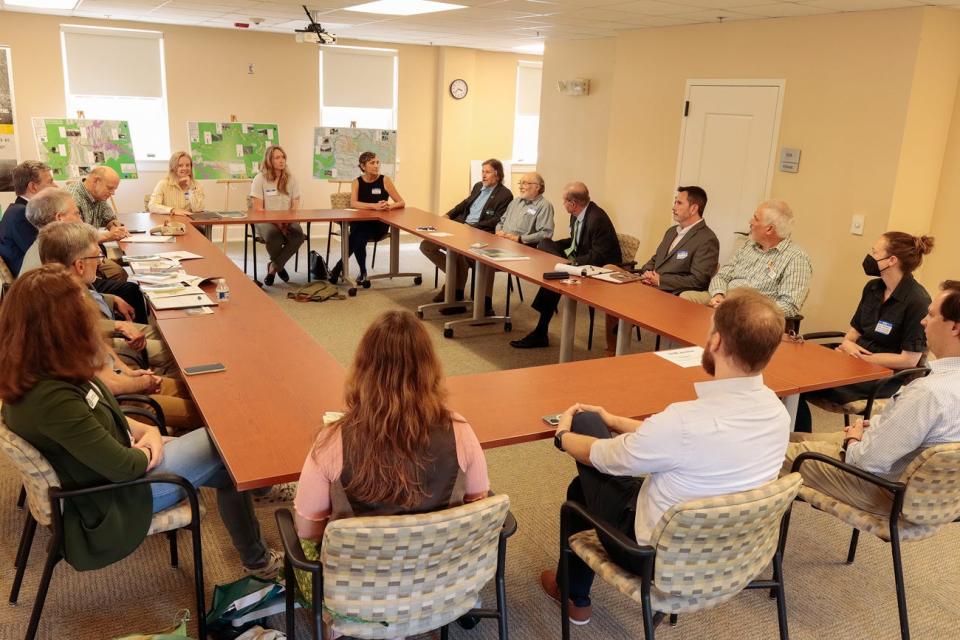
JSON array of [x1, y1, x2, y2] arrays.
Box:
[[308, 249, 328, 281]]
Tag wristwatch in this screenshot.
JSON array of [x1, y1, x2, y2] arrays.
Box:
[[554, 429, 570, 451]]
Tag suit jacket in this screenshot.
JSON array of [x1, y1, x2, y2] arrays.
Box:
[[639, 220, 719, 294], [0, 196, 38, 276], [556, 202, 621, 267], [1, 378, 152, 571], [446, 182, 513, 232]]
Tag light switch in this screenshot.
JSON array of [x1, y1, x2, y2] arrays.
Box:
[[850, 214, 865, 236]]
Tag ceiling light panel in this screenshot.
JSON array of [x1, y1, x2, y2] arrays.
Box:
[[344, 0, 466, 16]]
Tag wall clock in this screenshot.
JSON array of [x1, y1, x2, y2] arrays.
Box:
[[449, 78, 468, 100]]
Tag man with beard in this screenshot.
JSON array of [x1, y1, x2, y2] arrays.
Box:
[[539, 288, 790, 625]]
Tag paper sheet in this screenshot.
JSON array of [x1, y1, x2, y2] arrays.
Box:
[[654, 346, 705, 368], [120, 235, 176, 243]]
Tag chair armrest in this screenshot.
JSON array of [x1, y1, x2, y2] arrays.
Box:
[[117, 395, 167, 433], [50, 472, 196, 500], [864, 367, 930, 417], [120, 406, 168, 435], [560, 500, 655, 562], [801, 331, 846, 341], [792, 452, 904, 494], [618, 260, 637, 270], [275, 508, 323, 573], [502, 510, 518, 540]]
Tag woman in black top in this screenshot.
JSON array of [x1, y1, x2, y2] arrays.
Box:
[[795, 231, 934, 431], [329, 151, 405, 284]]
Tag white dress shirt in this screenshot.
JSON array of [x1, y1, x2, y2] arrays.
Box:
[[845, 357, 960, 479], [668, 218, 702, 253], [589, 374, 790, 545]]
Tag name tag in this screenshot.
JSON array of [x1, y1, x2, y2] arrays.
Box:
[[875, 320, 894, 335], [676, 250, 689, 260], [264, 188, 278, 196], [85, 388, 100, 410], [184, 191, 191, 200], [525, 207, 536, 216], [371, 188, 382, 195]]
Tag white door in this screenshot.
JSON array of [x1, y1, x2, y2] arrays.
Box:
[[676, 83, 783, 262]]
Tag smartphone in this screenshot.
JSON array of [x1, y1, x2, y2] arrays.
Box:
[[184, 362, 226, 376], [542, 413, 563, 426]]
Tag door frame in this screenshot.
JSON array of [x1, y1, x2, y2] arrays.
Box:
[[673, 79, 786, 208]]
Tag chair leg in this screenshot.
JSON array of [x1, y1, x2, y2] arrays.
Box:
[[189, 519, 206, 640], [516, 277, 523, 302], [251, 225, 259, 284], [844, 414, 851, 428], [306, 222, 312, 282], [284, 558, 297, 640], [846, 529, 860, 564], [587, 307, 595, 351], [669, 613, 678, 627], [772, 551, 790, 640], [890, 529, 910, 640], [506, 277, 513, 317], [325, 222, 333, 265], [167, 530, 179, 568], [17, 485, 25, 509], [313, 572, 324, 640], [372, 239, 378, 268], [655, 334, 661, 351], [434, 265, 439, 288], [559, 549, 571, 640], [10, 512, 37, 603], [470, 267, 476, 299], [24, 545, 62, 640], [641, 593, 656, 640], [243, 225, 250, 273], [440, 625, 450, 640], [495, 530, 510, 640]]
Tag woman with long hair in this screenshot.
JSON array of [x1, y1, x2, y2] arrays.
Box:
[[250, 145, 306, 286], [0, 265, 280, 576], [795, 231, 935, 431], [148, 150, 205, 216], [328, 151, 405, 285], [294, 309, 488, 541]]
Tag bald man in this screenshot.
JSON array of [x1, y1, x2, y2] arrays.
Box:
[[66, 166, 130, 281]]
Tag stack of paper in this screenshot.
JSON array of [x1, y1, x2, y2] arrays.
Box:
[[554, 263, 612, 277], [470, 247, 530, 262]]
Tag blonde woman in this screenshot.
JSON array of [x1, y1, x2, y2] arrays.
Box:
[[250, 145, 306, 286], [148, 151, 205, 216]]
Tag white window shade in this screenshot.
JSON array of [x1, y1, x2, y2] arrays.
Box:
[[516, 63, 542, 117], [322, 47, 395, 109], [62, 26, 163, 97]]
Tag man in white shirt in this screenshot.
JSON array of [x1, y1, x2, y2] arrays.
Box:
[[784, 280, 960, 514], [542, 288, 790, 625]]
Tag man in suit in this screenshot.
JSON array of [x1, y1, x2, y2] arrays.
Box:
[[511, 182, 621, 349], [0, 160, 55, 276], [603, 186, 719, 355], [420, 158, 513, 313]]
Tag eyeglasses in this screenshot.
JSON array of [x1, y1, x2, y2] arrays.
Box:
[[519, 181, 539, 187], [80, 254, 105, 264]]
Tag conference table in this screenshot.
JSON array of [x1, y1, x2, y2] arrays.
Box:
[[119, 209, 890, 490]]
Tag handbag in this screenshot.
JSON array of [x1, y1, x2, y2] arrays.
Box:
[[308, 249, 328, 280]]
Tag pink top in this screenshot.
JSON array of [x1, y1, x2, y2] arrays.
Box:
[[294, 413, 490, 523]]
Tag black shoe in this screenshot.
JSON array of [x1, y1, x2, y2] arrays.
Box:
[[484, 297, 496, 317], [329, 262, 342, 285], [510, 332, 549, 349], [264, 272, 276, 286], [358, 271, 368, 283], [440, 305, 468, 316], [278, 268, 290, 283]]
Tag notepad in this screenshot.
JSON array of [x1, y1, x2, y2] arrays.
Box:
[[655, 346, 705, 368], [150, 292, 218, 310], [120, 235, 176, 243]]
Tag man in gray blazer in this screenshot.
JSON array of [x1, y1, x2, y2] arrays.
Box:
[[604, 186, 718, 354]]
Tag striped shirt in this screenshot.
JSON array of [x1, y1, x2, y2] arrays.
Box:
[[495, 194, 555, 245], [148, 177, 206, 215], [66, 181, 116, 229], [846, 357, 960, 480], [709, 237, 812, 317]]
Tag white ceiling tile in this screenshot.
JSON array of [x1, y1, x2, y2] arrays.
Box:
[[733, 2, 835, 17], [798, 0, 919, 10]]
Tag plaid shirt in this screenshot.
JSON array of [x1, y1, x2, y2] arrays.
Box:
[[66, 181, 116, 229], [709, 237, 812, 317]]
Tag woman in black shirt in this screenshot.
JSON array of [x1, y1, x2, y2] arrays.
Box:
[[329, 151, 405, 284], [795, 231, 934, 431]]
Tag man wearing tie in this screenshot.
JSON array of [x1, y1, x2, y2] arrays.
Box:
[[511, 182, 620, 349]]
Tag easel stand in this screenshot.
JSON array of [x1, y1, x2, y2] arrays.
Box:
[[216, 179, 251, 248]]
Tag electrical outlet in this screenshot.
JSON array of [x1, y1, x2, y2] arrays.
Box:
[[850, 214, 865, 236]]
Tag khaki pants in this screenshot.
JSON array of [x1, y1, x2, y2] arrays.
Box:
[[114, 323, 175, 377], [154, 376, 203, 434], [781, 431, 894, 516], [679, 289, 713, 305], [99, 258, 128, 282]]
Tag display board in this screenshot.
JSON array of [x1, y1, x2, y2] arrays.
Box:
[[32, 118, 138, 180], [0, 47, 19, 192], [188, 121, 279, 180], [313, 127, 397, 181]]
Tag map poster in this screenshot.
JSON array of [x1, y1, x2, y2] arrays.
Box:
[[313, 127, 397, 181], [0, 47, 18, 192], [32, 118, 138, 180], [188, 121, 279, 180]]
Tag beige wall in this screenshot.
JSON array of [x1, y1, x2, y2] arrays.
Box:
[[922, 82, 960, 293], [538, 7, 960, 332], [0, 12, 532, 219]]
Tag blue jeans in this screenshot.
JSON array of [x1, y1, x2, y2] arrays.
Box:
[[148, 429, 269, 568]]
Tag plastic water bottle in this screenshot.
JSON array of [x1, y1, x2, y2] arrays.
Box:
[[216, 278, 230, 304]]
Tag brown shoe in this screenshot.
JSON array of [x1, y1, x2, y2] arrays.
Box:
[[540, 570, 592, 625], [432, 286, 445, 303]]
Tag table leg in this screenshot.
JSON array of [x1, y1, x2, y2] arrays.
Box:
[[559, 296, 577, 363], [783, 393, 799, 430], [365, 225, 422, 285], [615, 318, 630, 356], [340, 222, 358, 294], [443, 261, 510, 336], [417, 248, 473, 317]]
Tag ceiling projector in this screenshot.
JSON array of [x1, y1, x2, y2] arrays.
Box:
[[296, 5, 336, 45]]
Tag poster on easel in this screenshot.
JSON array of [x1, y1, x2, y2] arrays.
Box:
[[187, 121, 279, 180], [0, 46, 19, 192], [313, 127, 396, 181], [32, 118, 138, 180]]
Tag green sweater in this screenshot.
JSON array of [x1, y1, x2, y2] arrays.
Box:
[[2, 378, 152, 571]]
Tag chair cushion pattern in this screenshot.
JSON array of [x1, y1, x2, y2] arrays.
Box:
[[570, 474, 801, 615], [147, 500, 204, 535], [898, 443, 960, 526], [330, 192, 352, 209], [798, 486, 937, 542], [317, 494, 509, 639], [806, 396, 890, 417], [616, 233, 640, 265], [0, 419, 60, 526]]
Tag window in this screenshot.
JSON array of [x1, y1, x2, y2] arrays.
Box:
[[60, 25, 170, 162], [320, 45, 398, 129], [512, 61, 542, 163]]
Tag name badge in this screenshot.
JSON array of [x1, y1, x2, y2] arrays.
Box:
[[85, 388, 99, 410], [184, 191, 191, 200], [371, 188, 382, 195], [676, 250, 689, 260], [525, 207, 536, 216], [264, 188, 278, 196], [875, 320, 894, 335]]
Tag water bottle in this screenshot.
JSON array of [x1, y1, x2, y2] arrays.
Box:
[[216, 278, 230, 304]]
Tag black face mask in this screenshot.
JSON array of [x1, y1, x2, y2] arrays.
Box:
[[862, 254, 886, 277]]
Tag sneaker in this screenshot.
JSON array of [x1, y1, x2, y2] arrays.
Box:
[[254, 482, 298, 505], [244, 548, 283, 580], [540, 570, 592, 625]]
